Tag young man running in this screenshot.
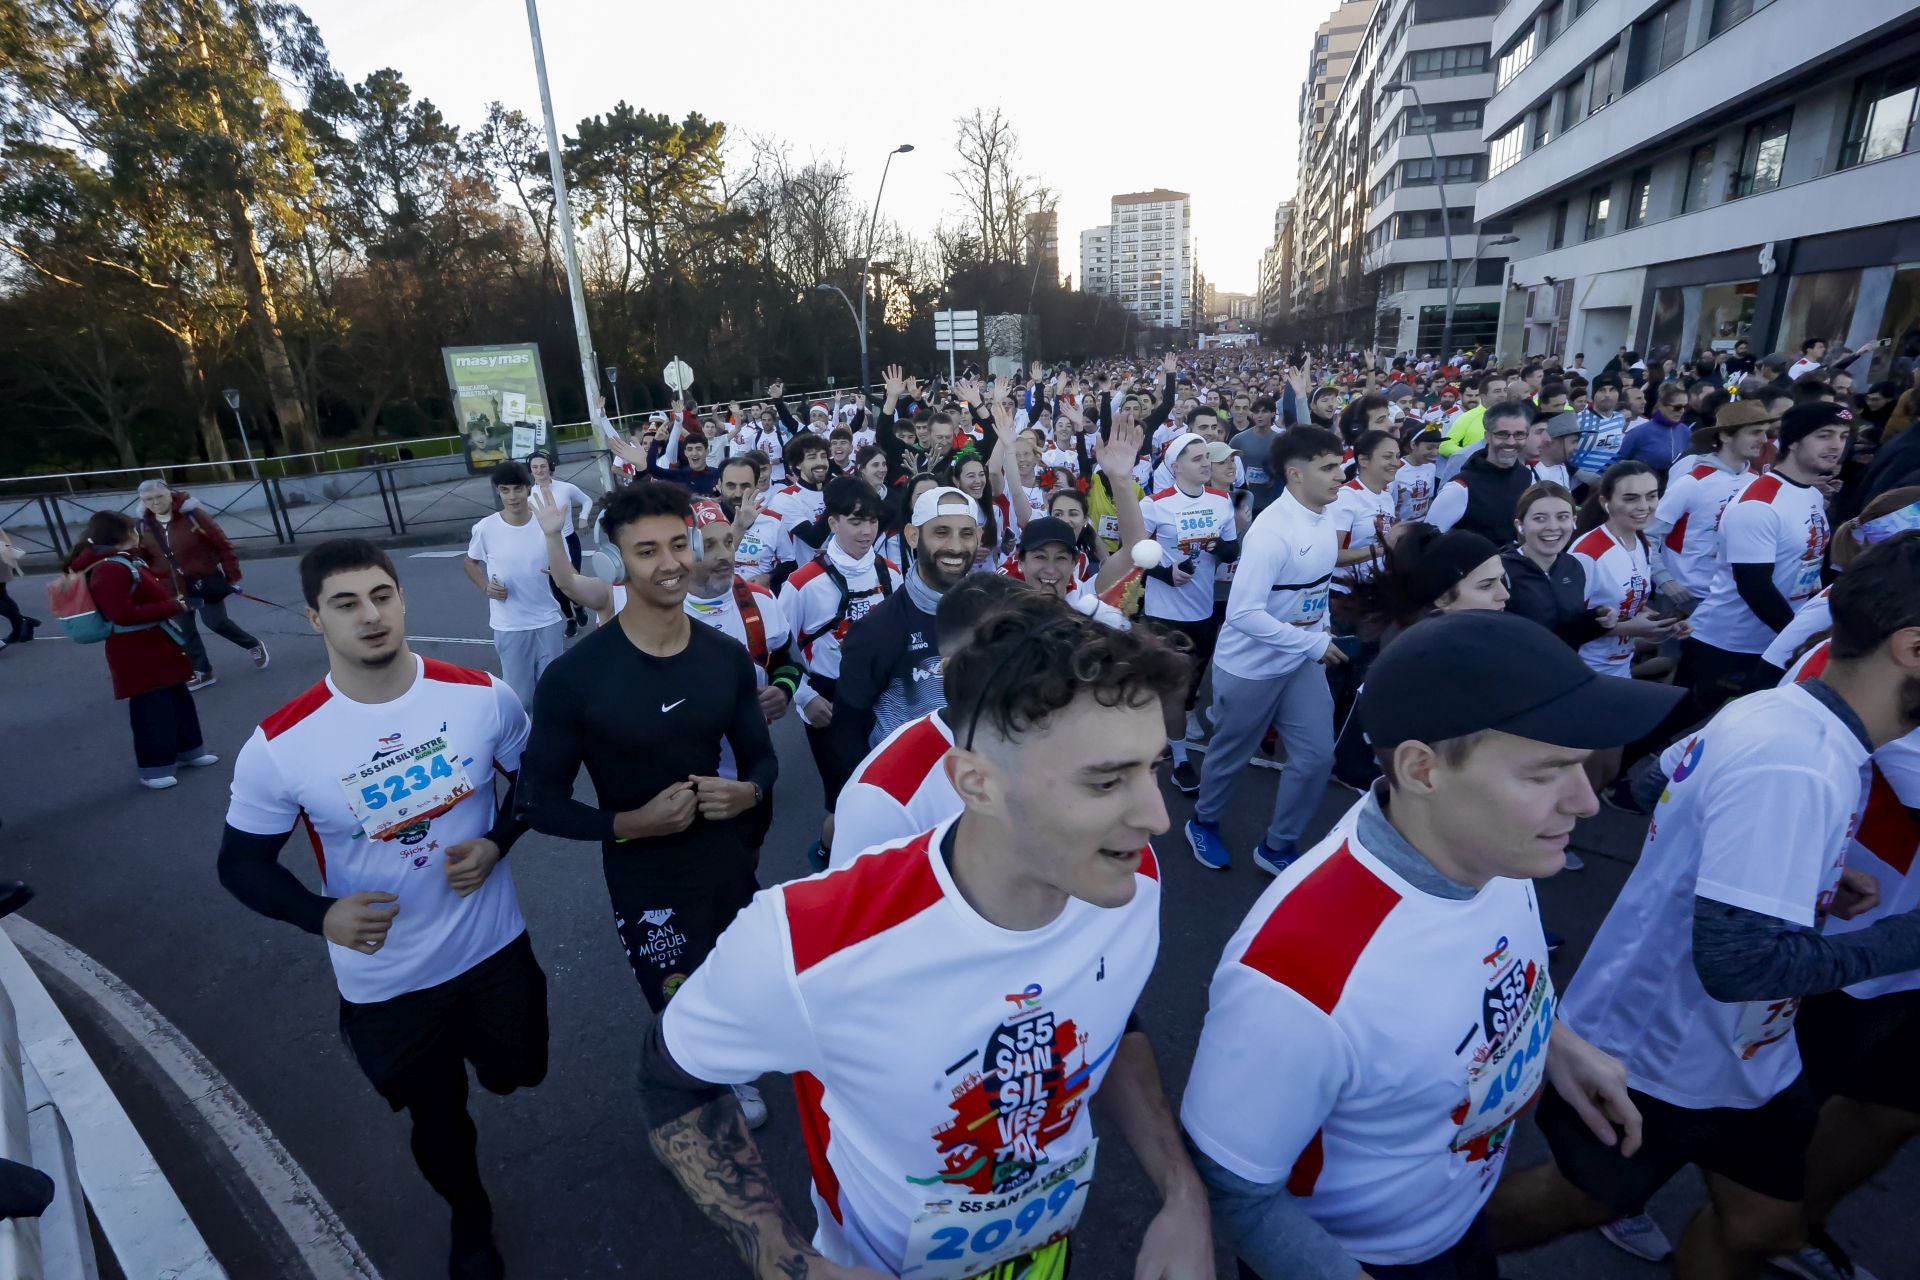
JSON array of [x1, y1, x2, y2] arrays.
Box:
[[1187, 427, 1347, 875], [1490, 534, 1920, 1280], [1183, 611, 1680, 1280], [219, 538, 545, 1279], [515, 482, 776, 1124], [640, 592, 1214, 1280], [464, 461, 566, 708], [765, 434, 834, 580], [1141, 431, 1242, 792], [1682, 402, 1849, 715], [1647, 400, 1772, 607]]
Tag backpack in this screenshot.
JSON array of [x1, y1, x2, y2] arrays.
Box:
[[798, 553, 894, 649], [730, 577, 769, 665], [47, 555, 160, 644]]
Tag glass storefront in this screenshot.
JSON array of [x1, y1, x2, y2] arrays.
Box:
[[1647, 280, 1759, 359]]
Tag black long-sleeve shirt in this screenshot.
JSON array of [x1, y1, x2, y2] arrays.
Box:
[[515, 621, 776, 856]]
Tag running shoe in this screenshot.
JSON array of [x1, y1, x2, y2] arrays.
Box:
[[1185, 819, 1231, 871], [139, 775, 179, 791], [1563, 851, 1586, 871], [186, 672, 218, 691], [1600, 1213, 1673, 1262], [565, 617, 578, 639], [733, 1083, 769, 1130], [1184, 711, 1207, 743], [1252, 841, 1298, 877], [805, 840, 829, 873], [248, 642, 269, 670], [1774, 1227, 1878, 1280], [1171, 760, 1201, 794], [1545, 929, 1565, 953], [1260, 726, 1278, 755], [180, 752, 221, 768]]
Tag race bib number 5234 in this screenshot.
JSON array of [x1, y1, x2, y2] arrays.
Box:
[[339, 736, 475, 842]]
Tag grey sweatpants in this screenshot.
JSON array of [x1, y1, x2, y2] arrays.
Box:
[[1195, 662, 1334, 849], [494, 621, 566, 709]]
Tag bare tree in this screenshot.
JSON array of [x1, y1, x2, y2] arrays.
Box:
[[949, 108, 1052, 266]]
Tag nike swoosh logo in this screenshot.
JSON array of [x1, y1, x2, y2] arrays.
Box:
[[661, 699, 686, 713]]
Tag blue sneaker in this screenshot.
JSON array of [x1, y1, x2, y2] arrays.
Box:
[[1185, 819, 1231, 870], [1252, 842, 1298, 877], [806, 840, 830, 872]]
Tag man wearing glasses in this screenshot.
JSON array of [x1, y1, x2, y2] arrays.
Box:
[[1428, 402, 1537, 544]]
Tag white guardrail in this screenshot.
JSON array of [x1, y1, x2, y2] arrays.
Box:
[[0, 922, 224, 1280]]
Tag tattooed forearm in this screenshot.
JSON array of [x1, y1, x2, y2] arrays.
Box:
[[648, 1093, 821, 1278]]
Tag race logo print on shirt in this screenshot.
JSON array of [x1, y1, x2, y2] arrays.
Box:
[[1450, 935, 1554, 1176]]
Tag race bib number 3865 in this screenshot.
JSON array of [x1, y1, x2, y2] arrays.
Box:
[[339, 736, 475, 842]]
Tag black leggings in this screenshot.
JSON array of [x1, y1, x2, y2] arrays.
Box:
[[128, 684, 204, 774], [0, 582, 25, 639]]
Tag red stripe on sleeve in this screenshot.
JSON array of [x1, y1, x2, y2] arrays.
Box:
[[1287, 1130, 1326, 1197], [792, 1071, 843, 1223], [1239, 843, 1401, 1014], [783, 834, 944, 973]]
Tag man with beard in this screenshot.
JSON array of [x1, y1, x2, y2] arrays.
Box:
[[764, 433, 834, 581], [1428, 402, 1536, 544], [1489, 533, 1920, 1280], [516, 482, 778, 1125]]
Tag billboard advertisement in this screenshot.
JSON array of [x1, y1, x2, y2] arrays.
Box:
[[442, 343, 553, 472]]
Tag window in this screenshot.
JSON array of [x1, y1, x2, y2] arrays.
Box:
[[1497, 30, 1537, 90], [1627, 0, 1691, 90], [1710, 0, 1777, 38], [1840, 67, 1919, 169], [1584, 185, 1612, 239], [1530, 102, 1554, 151], [1729, 110, 1791, 198], [1490, 123, 1524, 176], [1587, 44, 1620, 116], [1683, 143, 1716, 211], [1475, 257, 1508, 287], [1395, 209, 1475, 239], [1550, 201, 1568, 249], [1625, 167, 1653, 228], [1404, 102, 1483, 134], [1408, 44, 1489, 80]]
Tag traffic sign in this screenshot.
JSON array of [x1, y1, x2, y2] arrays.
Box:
[[933, 309, 979, 352], [662, 358, 694, 392]]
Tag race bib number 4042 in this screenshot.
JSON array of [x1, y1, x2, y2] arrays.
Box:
[[339, 736, 475, 842], [901, 1141, 1094, 1280]]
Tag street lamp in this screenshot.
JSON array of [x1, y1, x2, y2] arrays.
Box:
[[857, 144, 914, 403], [816, 282, 863, 378], [1451, 234, 1520, 353], [603, 365, 623, 424], [220, 388, 261, 482], [1379, 79, 1464, 359]]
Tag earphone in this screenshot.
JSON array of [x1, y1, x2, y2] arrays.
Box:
[[597, 513, 703, 586]]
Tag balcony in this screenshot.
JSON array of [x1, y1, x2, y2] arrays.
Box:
[[1476, 0, 1913, 220], [1367, 127, 1487, 188]]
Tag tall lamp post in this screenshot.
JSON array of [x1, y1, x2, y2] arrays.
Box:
[[604, 365, 623, 424], [220, 388, 261, 482], [816, 282, 863, 380], [858, 144, 913, 403], [1379, 78, 1464, 360], [1453, 234, 1520, 353]]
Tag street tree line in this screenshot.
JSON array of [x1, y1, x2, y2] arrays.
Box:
[[0, 0, 1135, 478]]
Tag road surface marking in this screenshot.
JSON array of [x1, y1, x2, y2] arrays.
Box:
[[406, 549, 471, 559], [407, 635, 495, 646], [5, 917, 383, 1280]]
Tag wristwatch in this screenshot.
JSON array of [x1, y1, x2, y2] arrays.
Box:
[[750, 782, 764, 807]]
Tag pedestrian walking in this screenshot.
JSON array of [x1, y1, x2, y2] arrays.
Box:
[[136, 478, 268, 688], [464, 462, 566, 708]]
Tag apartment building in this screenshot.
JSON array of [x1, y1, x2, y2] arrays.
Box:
[[1293, 0, 1506, 354], [1025, 209, 1060, 280], [1477, 0, 1920, 371], [1258, 200, 1296, 328], [1079, 226, 1111, 295], [1108, 190, 1196, 330]]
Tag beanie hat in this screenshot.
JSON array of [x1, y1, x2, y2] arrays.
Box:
[[1777, 402, 1851, 452]]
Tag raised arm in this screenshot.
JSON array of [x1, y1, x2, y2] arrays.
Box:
[[533, 489, 612, 617]]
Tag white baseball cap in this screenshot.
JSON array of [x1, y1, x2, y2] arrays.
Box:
[[911, 485, 981, 527]]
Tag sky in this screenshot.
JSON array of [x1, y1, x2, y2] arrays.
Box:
[[296, 0, 1327, 296]]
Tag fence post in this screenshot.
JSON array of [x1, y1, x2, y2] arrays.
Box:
[[391, 466, 408, 534], [268, 478, 294, 545], [41, 495, 70, 559], [375, 467, 400, 536]]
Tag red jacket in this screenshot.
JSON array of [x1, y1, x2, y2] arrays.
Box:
[[69, 544, 191, 699], [139, 493, 241, 593]]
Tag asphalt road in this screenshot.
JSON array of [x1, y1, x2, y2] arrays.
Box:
[[1, 544, 1914, 1280]]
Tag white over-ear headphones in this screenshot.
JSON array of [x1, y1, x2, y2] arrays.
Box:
[[592, 513, 703, 586]]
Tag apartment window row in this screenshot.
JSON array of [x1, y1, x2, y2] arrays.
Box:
[[1395, 209, 1478, 239], [1841, 66, 1919, 169], [1489, 122, 1524, 177], [1390, 258, 1510, 291], [1406, 43, 1489, 81], [1493, 0, 1602, 95], [1709, 0, 1777, 38]]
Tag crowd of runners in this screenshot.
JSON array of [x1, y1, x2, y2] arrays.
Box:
[[43, 341, 1920, 1279]]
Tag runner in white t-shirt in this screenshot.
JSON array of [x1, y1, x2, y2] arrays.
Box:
[[1682, 403, 1849, 714], [218, 538, 545, 1277], [1392, 421, 1443, 523], [637, 592, 1212, 1280], [1493, 535, 1920, 1280], [1329, 430, 1401, 592], [463, 461, 566, 708], [1646, 401, 1770, 605], [1567, 463, 1684, 678], [1184, 611, 1680, 1280]]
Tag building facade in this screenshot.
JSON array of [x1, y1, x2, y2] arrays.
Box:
[[1293, 0, 1506, 354], [1477, 0, 1920, 373], [1079, 226, 1111, 295], [1025, 209, 1060, 281], [1109, 189, 1196, 330], [1259, 201, 1296, 329]]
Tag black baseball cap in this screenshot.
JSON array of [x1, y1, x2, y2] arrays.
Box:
[[1018, 517, 1079, 556], [1358, 611, 1684, 751]]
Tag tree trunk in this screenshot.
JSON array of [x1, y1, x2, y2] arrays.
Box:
[[176, 329, 235, 480], [227, 189, 318, 461]]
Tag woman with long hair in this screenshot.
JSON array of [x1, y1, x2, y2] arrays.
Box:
[[937, 447, 1000, 568], [1502, 482, 1615, 651], [853, 444, 890, 496], [64, 511, 216, 789]]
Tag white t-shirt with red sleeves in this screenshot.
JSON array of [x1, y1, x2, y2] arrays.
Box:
[[1330, 479, 1396, 589], [1390, 461, 1437, 524], [1652, 459, 1755, 598], [686, 578, 791, 780], [1762, 588, 1831, 672], [1779, 641, 1920, 999], [778, 542, 896, 690], [832, 711, 961, 870], [1140, 484, 1238, 621], [1569, 525, 1653, 676], [224, 656, 530, 1005], [1182, 816, 1554, 1267], [662, 819, 1161, 1277], [1563, 682, 1871, 1110], [1690, 472, 1830, 654], [734, 512, 783, 581], [764, 482, 827, 567]]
